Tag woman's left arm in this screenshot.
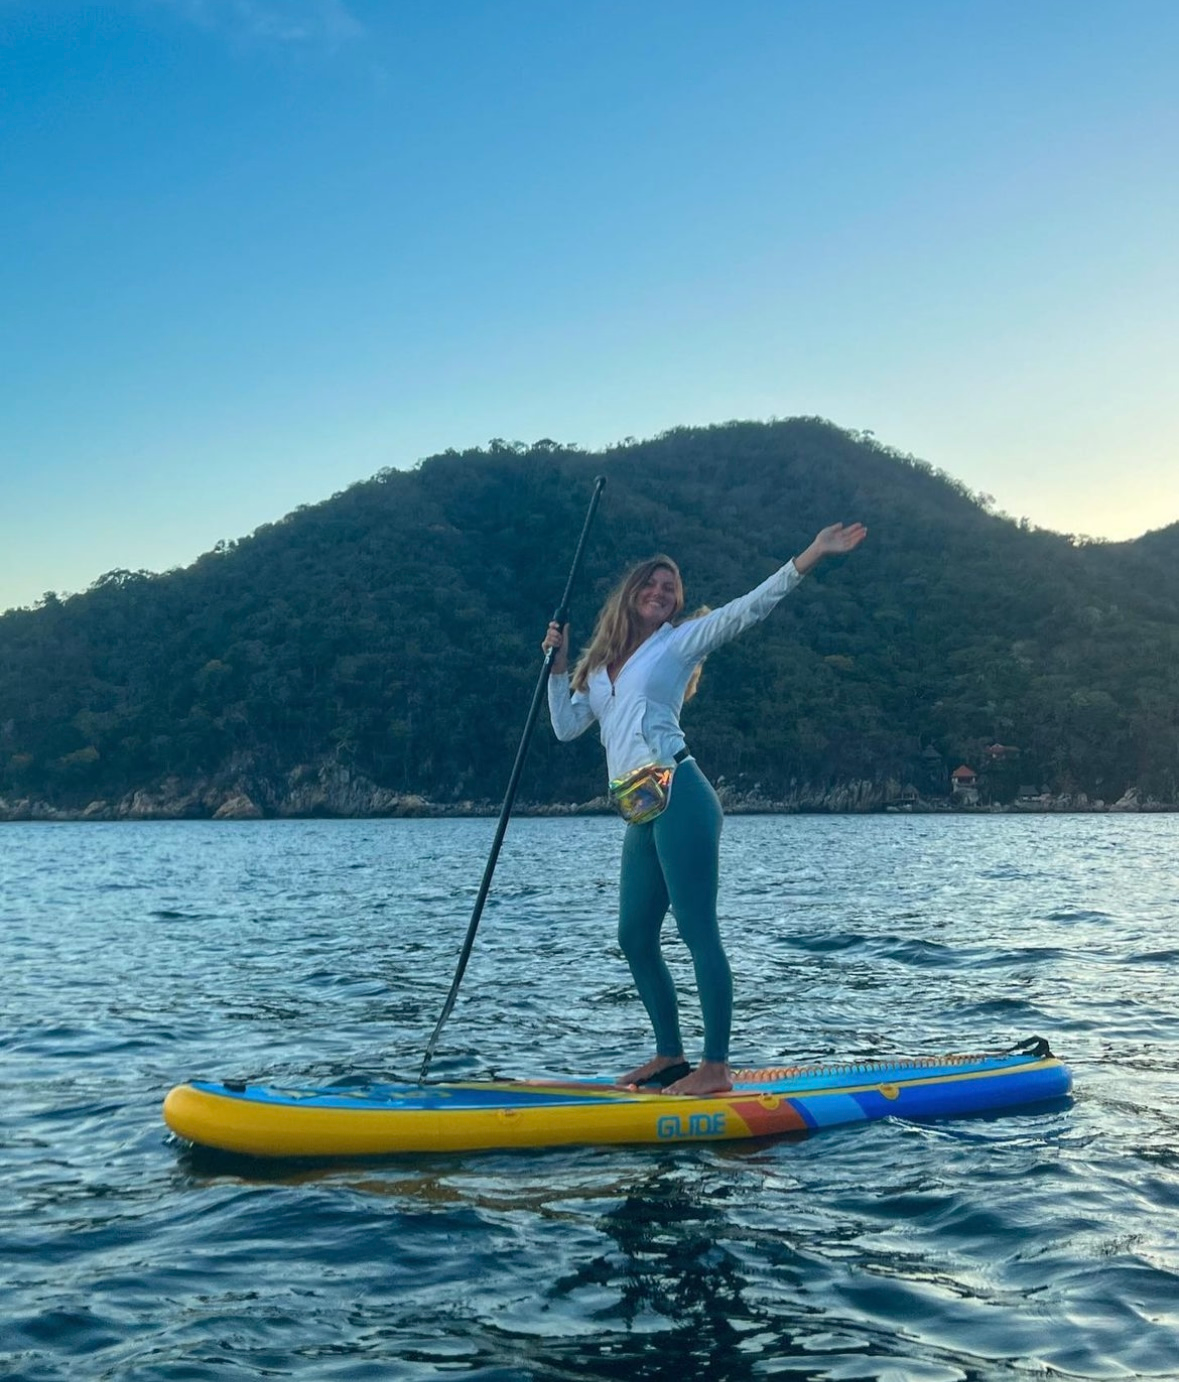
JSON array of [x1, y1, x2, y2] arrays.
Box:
[[791, 522, 868, 576], [669, 522, 867, 662]]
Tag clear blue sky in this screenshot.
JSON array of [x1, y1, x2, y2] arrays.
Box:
[[3, 0, 1177, 612]]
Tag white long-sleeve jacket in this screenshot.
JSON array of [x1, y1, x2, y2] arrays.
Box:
[[547, 560, 804, 782]]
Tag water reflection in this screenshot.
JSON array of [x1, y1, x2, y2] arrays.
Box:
[[548, 1169, 759, 1367]]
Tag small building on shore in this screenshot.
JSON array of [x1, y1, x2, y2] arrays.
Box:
[[951, 765, 979, 805]]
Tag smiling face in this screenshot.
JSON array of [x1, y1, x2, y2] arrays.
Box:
[[631, 563, 682, 632]]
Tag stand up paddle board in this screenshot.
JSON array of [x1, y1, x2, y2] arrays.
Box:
[[163, 1039, 1070, 1159]]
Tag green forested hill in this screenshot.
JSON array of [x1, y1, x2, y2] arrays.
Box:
[[2, 419, 1177, 816]]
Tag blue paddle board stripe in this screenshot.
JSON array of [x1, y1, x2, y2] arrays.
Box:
[[793, 1093, 869, 1127], [189, 1055, 1070, 1116]]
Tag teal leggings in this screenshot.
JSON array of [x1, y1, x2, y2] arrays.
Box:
[[617, 758, 731, 1063]]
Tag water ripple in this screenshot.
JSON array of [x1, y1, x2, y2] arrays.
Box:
[[2, 813, 1178, 1379]]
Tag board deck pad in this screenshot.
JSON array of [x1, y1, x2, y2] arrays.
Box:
[[163, 1042, 1072, 1159]]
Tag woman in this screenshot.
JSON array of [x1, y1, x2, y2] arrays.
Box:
[[543, 522, 867, 1096]]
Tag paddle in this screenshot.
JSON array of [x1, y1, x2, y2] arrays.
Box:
[[418, 474, 607, 1081]]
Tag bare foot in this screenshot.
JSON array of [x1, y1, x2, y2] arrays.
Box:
[[663, 1061, 732, 1096], [616, 1054, 688, 1089]]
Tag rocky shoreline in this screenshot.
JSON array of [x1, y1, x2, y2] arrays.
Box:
[[0, 764, 1173, 822]]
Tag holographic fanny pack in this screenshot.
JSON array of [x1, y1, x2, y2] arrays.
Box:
[[608, 762, 676, 825]]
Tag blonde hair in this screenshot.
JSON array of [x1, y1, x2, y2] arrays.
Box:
[[571, 555, 707, 700]]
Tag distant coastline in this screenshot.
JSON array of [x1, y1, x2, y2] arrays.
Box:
[[2, 783, 1172, 823]]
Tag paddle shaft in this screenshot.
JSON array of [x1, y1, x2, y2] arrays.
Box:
[[418, 475, 607, 1081]]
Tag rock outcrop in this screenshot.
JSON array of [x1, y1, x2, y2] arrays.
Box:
[[0, 771, 1174, 822], [212, 792, 263, 820]]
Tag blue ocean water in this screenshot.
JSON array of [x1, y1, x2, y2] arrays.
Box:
[[2, 813, 1177, 1380]]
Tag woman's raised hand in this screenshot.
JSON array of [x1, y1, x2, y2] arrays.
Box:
[[793, 522, 868, 575], [814, 522, 868, 555], [542, 621, 569, 673]]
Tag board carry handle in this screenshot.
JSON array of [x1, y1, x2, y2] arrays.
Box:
[[418, 474, 607, 1082]]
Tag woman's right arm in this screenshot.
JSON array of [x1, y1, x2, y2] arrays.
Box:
[[543, 622, 596, 741]]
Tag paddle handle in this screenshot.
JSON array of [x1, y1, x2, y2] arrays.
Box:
[[418, 475, 606, 1081]]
